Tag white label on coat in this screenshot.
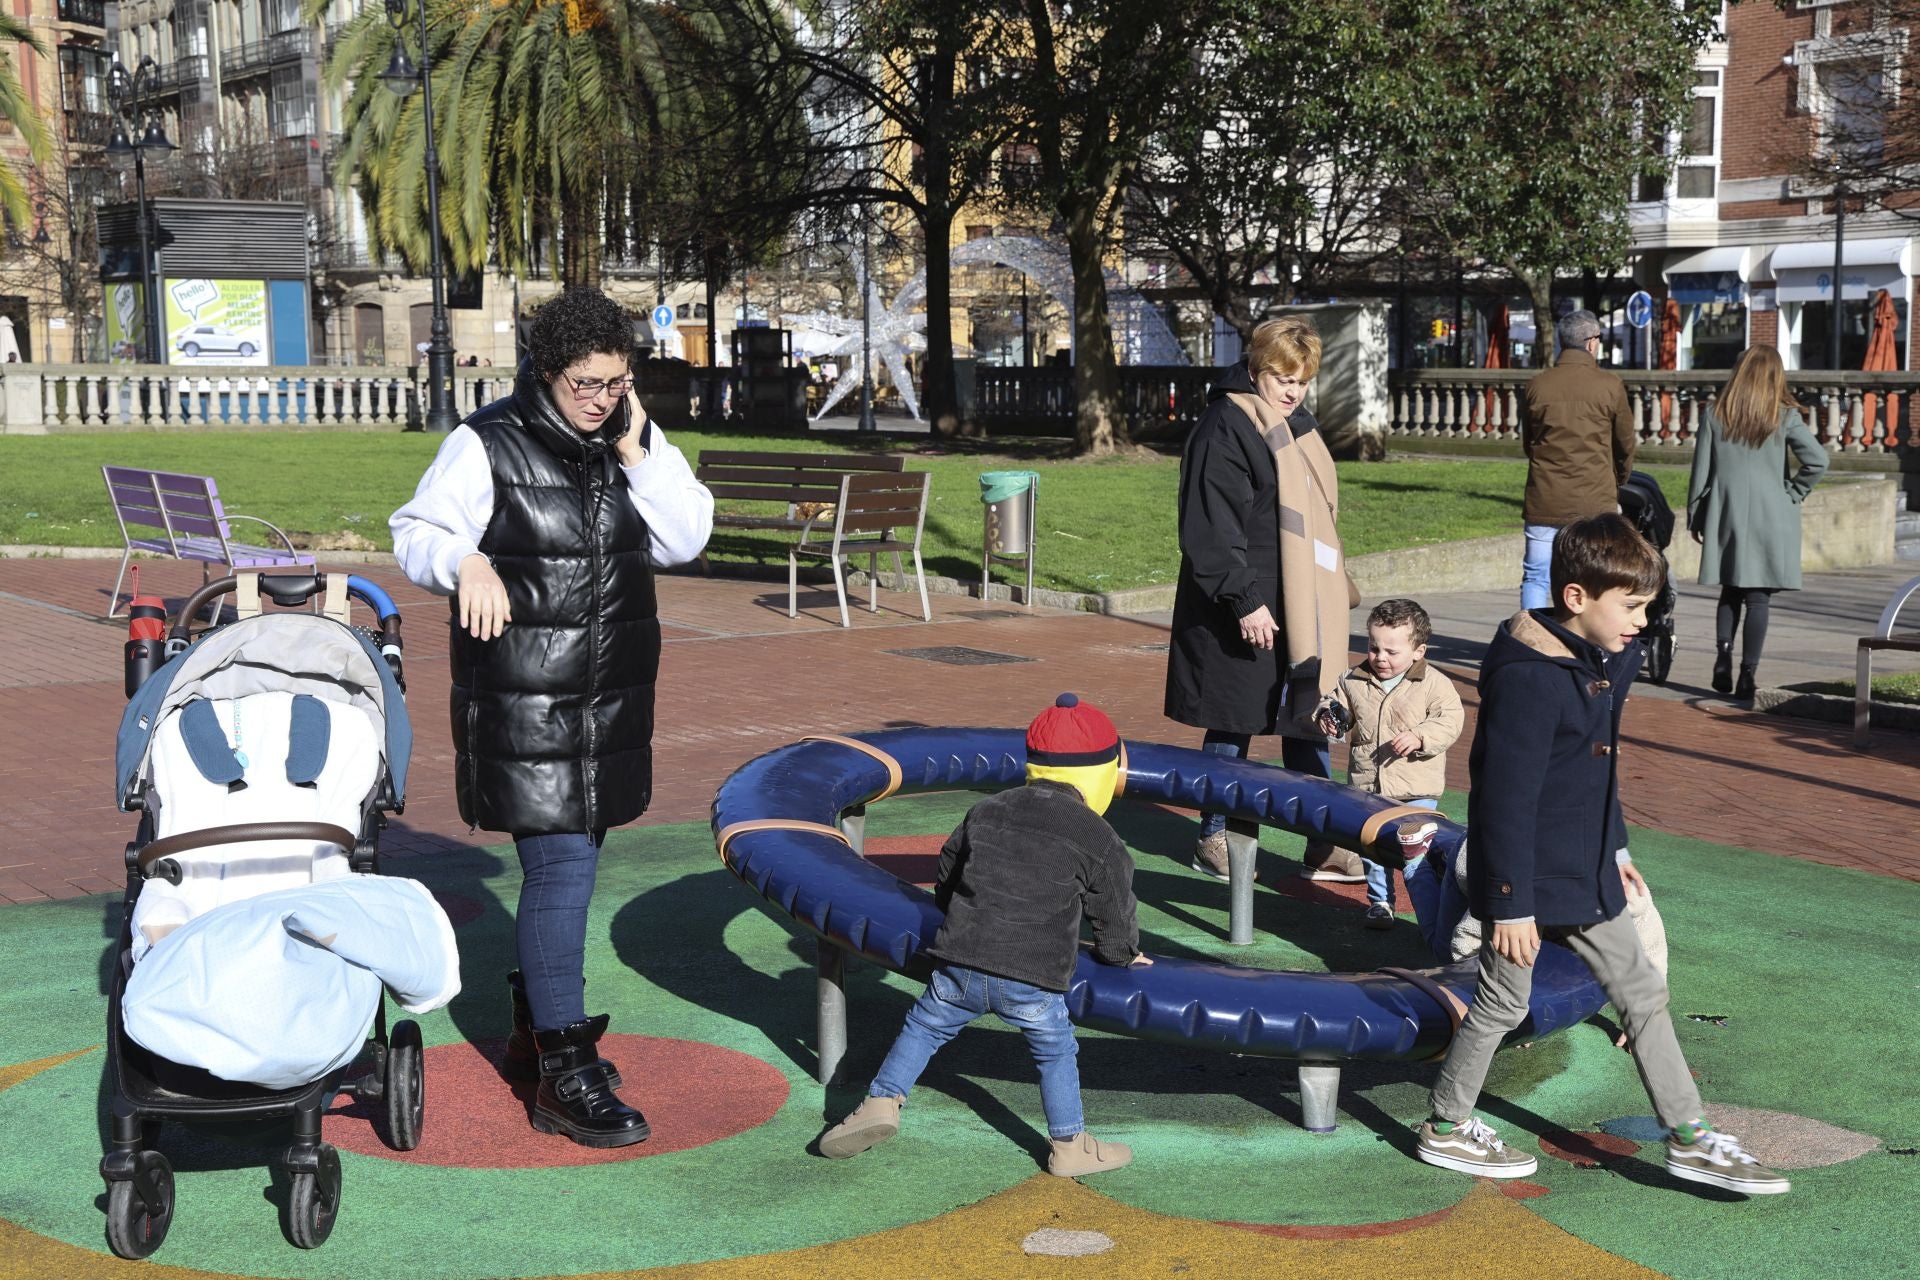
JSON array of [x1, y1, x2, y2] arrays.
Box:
[[1314, 539, 1340, 572]]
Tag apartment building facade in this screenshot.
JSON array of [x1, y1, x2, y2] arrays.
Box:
[[1632, 0, 1917, 372]]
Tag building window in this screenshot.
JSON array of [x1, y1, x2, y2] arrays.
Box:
[[1674, 68, 1719, 200], [1795, 30, 1906, 164]]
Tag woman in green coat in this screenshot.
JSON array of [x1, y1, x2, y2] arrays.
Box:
[[1686, 345, 1828, 700]]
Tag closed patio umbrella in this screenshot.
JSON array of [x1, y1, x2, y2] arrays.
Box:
[[1658, 296, 1682, 436], [1861, 288, 1899, 448], [1480, 303, 1510, 431]]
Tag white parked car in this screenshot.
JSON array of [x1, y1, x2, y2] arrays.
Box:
[[174, 325, 259, 358]]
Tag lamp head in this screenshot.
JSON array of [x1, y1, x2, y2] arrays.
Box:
[[107, 119, 134, 164], [381, 43, 420, 96], [138, 117, 176, 151]]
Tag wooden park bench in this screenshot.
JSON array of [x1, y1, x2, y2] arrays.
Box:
[[693, 450, 931, 626], [103, 466, 314, 617], [1855, 572, 1920, 747]]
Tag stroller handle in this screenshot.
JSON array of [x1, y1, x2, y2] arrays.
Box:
[[138, 821, 358, 884], [168, 573, 406, 691]]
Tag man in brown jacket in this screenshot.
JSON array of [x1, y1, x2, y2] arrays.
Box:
[[1519, 310, 1636, 609]]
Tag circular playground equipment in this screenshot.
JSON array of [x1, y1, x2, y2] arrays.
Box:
[[712, 728, 1611, 1131]]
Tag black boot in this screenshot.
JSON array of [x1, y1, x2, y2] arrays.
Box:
[[532, 1015, 650, 1148], [505, 972, 622, 1086], [1711, 644, 1733, 695], [1735, 664, 1757, 701]]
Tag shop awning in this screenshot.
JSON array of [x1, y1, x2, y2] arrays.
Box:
[[1770, 237, 1912, 303], [1663, 246, 1756, 305]]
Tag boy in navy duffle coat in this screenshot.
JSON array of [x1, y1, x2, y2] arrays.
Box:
[[1409, 513, 1790, 1197]]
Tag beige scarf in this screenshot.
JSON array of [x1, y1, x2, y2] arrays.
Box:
[[1228, 392, 1351, 707]]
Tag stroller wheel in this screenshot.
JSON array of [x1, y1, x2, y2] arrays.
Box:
[[286, 1143, 342, 1249], [1647, 634, 1675, 685], [105, 1150, 174, 1260], [386, 1019, 425, 1151]]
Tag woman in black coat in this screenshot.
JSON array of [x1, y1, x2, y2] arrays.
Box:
[[1165, 318, 1355, 882]]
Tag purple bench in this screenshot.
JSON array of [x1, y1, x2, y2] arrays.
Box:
[[103, 466, 314, 617]]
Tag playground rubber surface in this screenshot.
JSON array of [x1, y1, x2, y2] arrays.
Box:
[[2, 792, 1914, 1279], [2, 555, 1917, 1277]]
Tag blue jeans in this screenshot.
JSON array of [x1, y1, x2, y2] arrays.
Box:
[[1521, 523, 1561, 611], [1197, 730, 1332, 840], [513, 830, 604, 1032], [1362, 797, 1438, 908], [870, 965, 1085, 1140]]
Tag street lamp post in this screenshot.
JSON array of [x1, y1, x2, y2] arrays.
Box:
[[106, 56, 174, 365], [858, 205, 875, 433], [381, 0, 459, 433]]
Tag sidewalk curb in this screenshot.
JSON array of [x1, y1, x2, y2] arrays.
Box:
[[1752, 686, 1920, 734]]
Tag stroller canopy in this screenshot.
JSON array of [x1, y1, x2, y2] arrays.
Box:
[[116, 613, 410, 812], [1619, 470, 1676, 552]]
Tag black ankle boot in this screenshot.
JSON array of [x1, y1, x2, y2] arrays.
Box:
[[532, 1015, 650, 1148], [504, 972, 621, 1087], [1735, 664, 1757, 701], [1711, 644, 1733, 695]]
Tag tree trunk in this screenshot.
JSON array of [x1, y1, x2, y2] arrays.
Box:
[[918, 48, 967, 437], [703, 242, 724, 419], [1063, 199, 1127, 456]]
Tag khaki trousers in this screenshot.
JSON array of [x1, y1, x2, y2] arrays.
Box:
[[1429, 909, 1704, 1130]]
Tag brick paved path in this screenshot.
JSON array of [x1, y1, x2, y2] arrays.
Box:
[[1, 555, 1914, 904]]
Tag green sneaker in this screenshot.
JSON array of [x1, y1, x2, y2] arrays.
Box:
[[1666, 1126, 1791, 1195], [1415, 1118, 1538, 1178]]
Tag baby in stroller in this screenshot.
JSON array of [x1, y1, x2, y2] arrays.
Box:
[[103, 572, 459, 1259]]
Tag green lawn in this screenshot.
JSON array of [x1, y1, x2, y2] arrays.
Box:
[[0, 431, 1690, 596], [1789, 671, 1920, 705]]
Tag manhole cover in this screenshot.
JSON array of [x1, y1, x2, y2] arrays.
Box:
[[885, 645, 1034, 666]]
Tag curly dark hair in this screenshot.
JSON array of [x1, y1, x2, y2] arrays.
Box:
[[1366, 598, 1432, 646], [527, 288, 636, 381]]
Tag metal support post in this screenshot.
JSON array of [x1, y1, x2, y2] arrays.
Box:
[[1225, 822, 1258, 946], [1298, 1062, 1342, 1133], [816, 939, 848, 1087]]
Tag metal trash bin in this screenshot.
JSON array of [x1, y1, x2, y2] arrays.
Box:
[[980, 470, 1039, 607]]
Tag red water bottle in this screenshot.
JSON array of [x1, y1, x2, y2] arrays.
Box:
[[124, 566, 169, 697]]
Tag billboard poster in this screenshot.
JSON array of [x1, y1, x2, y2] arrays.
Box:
[[104, 283, 146, 364], [164, 278, 270, 366]]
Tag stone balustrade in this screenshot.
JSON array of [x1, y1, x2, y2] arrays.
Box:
[[1389, 369, 1920, 453], [0, 365, 528, 434]]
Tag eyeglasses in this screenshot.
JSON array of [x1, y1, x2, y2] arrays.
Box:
[[560, 373, 634, 401]]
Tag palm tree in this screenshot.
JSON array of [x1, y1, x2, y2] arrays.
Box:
[[320, 0, 776, 289], [0, 16, 52, 229]]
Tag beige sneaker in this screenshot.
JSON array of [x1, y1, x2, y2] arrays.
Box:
[[819, 1095, 902, 1159], [1666, 1126, 1791, 1195], [1047, 1132, 1133, 1177], [1192, 831, 1231, 881], [1301, 845, 1367, 882]]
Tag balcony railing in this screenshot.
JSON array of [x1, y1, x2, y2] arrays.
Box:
[[56, 0, 106, 28], [146, 56, 208, 93], [1387, 368, 1919, 454], [224, 28, 314, 77]]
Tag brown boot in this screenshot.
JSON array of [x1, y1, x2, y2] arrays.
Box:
[[819, 1095, 902, 1159], [1047, 1132, 1133, 1177], [1300, 844, 1366, 882]]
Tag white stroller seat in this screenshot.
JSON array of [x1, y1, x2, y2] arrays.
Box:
[[132, 690, 379, 958]]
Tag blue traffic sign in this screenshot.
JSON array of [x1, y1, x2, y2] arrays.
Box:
[[650, 304, 675, 332], [1625, 290, 1653, 329]]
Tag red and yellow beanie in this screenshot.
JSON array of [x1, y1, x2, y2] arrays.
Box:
[[1026, 692, 1121, 815]]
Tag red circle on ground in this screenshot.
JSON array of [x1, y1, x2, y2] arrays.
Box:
[[325, 1034, 790, 1167]]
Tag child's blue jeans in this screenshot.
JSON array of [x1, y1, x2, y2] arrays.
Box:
[[512, 830, 604, 1031], [869, 964, 1085, 1140], [1362, 797, 1438, 908]]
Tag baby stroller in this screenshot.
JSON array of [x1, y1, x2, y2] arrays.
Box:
[[103, 571, 421, 1257], [1618, 470, 1678, 684]]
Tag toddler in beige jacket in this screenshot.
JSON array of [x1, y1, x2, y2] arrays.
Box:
[[1316, 599, 1466, 929]]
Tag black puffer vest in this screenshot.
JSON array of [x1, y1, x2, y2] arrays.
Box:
[[449, 366, 659, 836]]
